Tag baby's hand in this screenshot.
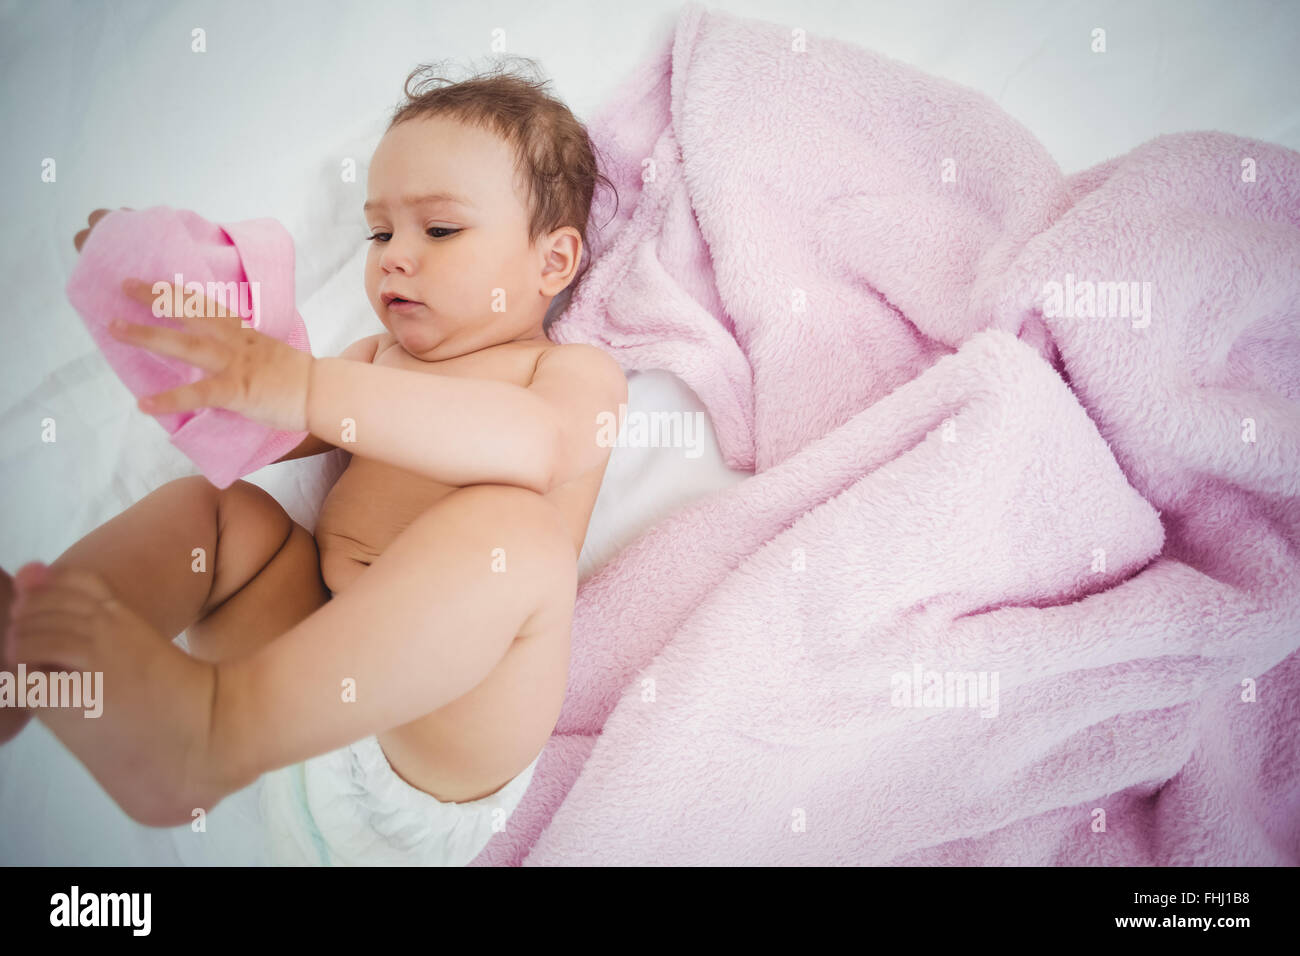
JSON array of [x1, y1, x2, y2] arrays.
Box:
[[73, 207, 132, 252], [108, 278, 314, 432]]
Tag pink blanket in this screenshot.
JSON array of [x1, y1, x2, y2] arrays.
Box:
[[473, 2, 1300, 865]]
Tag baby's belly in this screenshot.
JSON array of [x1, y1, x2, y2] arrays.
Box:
[[315, 458, 456, 595]]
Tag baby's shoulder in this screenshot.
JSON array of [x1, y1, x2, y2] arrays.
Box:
[[336, 331, 393, 364], [527, 342, 627, 411]]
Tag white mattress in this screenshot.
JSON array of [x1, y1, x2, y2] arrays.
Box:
[[1, 0, 1296, 865]]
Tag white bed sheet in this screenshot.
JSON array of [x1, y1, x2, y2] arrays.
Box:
[[1, 0, 1296, 865]]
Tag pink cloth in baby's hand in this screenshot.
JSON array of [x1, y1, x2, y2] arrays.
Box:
[[65, 206, 312, 489]]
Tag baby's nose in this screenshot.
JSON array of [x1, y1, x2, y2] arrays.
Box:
[[380, 244, 417, 273]]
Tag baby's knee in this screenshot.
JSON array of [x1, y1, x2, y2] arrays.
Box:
[[156, 473, 221, 510], [214, 480, 293, 553], [216, 478, 285, 517]]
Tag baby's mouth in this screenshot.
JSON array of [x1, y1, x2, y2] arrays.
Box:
[[382, 292, 424, 311]]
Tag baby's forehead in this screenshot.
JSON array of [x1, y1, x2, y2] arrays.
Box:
[[368, 118, 528, 207]]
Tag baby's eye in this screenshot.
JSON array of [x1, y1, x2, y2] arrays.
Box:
[[364, 228, 459, 242]]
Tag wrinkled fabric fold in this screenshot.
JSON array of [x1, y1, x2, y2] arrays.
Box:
[[66, 206, 311, 488], [472, 1, 1300, 866]]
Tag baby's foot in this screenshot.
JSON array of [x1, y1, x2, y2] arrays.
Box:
[[0, 566, 35, 744], [7, 562, 245, 826]]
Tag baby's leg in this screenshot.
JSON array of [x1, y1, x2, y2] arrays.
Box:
[[216, 482, 578, 779], [1, 476, 327, 744], [7, 483, 575, 825]]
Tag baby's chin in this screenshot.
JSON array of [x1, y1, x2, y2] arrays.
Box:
[[372, 308, 440, 359], [390, 325, 443, 361]]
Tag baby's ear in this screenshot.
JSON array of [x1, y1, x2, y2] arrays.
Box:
[[539, 228, 582, 295]]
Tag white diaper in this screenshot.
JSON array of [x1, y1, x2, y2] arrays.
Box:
[[259, 736, 539, 866]]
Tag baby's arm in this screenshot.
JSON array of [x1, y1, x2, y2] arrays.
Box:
[[304, 343, 626, 492], [270, 333, 386, 463]]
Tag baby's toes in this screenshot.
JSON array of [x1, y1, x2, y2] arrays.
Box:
[[35, 566, 117, 604], [10, 568, 126, 664], [12, 561, 51, 593], [9, 612, 96, 672], [10, 582, 99, 623], [13, 565, 117, 614]]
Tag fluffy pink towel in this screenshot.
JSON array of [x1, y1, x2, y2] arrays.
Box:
[[471, 3, 1300, 865], [65, 206, 311, 489]]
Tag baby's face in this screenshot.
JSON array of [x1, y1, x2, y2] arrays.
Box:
[[363, 116, 549, 360]]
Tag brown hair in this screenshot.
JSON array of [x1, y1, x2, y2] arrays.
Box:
[[388, 56, 617, 312]]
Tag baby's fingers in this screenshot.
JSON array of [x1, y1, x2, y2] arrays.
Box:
[[108, 320, 228, 372], [122, 278, 247, 332], [136, 378, 225, 416], [73, 208, 125, 253]]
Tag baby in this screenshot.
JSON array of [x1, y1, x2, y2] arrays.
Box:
[[0, 61, 624, 864]]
